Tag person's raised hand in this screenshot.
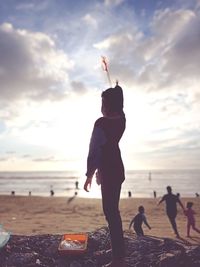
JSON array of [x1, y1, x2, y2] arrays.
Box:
[[84, 177, 92, 192]]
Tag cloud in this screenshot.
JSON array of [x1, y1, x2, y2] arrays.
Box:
[[138, 8, 200, 91], [70, 81, 88, 94], [161, 11, 200, 81], [82, 14, 97, 28], [16, 3, 35, 10], [0, 23, 74, 102], [33, 156, 55, 162], [0, 102, 21, 123], [15, 0, 49, 11], [32, 156, 66, 162], [0, 157, 8, 162], [104, 0, 125, 6], [6, 151, 16, 154], [0, 1, 199, 170], [94, 7, 200, 94], [22, 154, 31, 158], [94, 29, 142, 52]]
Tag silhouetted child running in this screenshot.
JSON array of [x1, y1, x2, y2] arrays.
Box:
[[129, 206, 151, 236], [184, 202, 200, 237]]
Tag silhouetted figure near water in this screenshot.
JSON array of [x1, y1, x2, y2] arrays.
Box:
[[11, 191, 15, 196], [50, 190, 54, 196], [148, 172, 152, 181], [153, 191, 157, 198], [75, 181, 79, 190], [128, 191, 132, 198], [84, 84, 126, 267], [158, 186, 184, 238]]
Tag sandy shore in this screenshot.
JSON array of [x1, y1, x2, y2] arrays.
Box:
[[0, 195, 200, 244]]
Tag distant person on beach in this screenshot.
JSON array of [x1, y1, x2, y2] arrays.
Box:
[[129, 205, 151, 236], [148, 172, 152, 181], [184, 202, 200, 237], [75, 181, 79, 190], [84, 84, 126, 267], [50, 189, 54, 196], [128, 191, 132, 198], [158, 186, 185, 238], [153, 191, 157, 199]]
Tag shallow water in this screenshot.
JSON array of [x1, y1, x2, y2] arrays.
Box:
[[0, 169, 199, 198]]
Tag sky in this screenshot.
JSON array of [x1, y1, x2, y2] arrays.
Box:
[[0, 0, 200, 172]]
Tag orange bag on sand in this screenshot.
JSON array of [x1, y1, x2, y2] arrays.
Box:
[[58, 233, 88, 255]]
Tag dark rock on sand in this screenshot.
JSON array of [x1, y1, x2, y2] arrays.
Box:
[[0, 227, 199, 267]]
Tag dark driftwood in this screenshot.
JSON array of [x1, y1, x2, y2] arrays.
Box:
[[0, 227, 199, 267]]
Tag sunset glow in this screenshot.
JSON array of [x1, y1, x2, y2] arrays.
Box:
[[0, 0, 200, 171]]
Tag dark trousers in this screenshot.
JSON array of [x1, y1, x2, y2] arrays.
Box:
[[167, 212, 179, 235], [101, 182, 125, 260]]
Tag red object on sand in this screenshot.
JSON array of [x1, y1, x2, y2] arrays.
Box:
[[58, 233, 88, 255]]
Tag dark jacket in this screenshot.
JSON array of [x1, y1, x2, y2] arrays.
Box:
[[86, 115, 125, 186]]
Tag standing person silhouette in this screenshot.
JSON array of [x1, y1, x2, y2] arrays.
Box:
[[84, 84, 126, 267], [158, 186, 184, 238]]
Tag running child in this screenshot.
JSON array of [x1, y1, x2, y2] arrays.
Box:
[[184, 202, 200, 237], [129, 206, 151, 236]]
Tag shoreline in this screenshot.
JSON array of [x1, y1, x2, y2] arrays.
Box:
[[0, 169, 200, 200]]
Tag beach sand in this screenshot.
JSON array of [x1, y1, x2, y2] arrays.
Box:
[[0, 195, 200, 244]]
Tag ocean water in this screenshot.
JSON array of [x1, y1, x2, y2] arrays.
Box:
[[0, 170, 199, 198]]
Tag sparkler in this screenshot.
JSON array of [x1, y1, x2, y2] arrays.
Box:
[[101, 56, 112, 87]]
